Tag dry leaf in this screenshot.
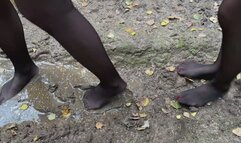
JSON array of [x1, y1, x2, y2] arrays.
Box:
[[96, 122, 104, 129], [33, 136, 40, 142], [166, 66, 176, 72], [47, 113, 56, 121], [136, 120, 150, 131], [139, 113, 147, 118], [191, 112, 197, 117], [232, 128, 241, 137], [125, 27, 136, 36], [61, 106, 71, 119], [145, 68, 155, 76], [126, 102, 132, 107], [168, 16, 181, 20], [170, 100, 182, 109], [107, 33, 115, 39], [209, 17, 218, 23], [176, 115, 182, 120], [140, 97, 150, 107], [237, 73, 241, 80], [161, 108, 170, 114], [183, 112, 190, 118]]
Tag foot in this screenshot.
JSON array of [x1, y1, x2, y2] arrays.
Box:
[[176, 82, 228, 107], [177, 61, 219, 80], [0, 65, 39, 104], [83, 80, 127, 110]]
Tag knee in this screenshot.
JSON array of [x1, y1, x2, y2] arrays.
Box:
[[218, 0, 241, 23]]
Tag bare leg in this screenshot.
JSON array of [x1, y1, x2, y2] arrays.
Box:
[[0, 0, 38, 104], [176, 0, 241, 106], [15, 0, 126, 110]]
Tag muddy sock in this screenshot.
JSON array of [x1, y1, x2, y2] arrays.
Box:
[[0, 0, 38, 104]]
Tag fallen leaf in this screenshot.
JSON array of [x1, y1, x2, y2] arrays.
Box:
[[33, 136, 40, 142], [61, 106, 71, 119], [170, 100, 182, 109], [176, 115, 182, 120], [232, 128, 241, 137], [47, 113, 56, 121], [6, 124, 17, 130], [140, 97, 150, 107], [183, 112, 190, 118], [136, 120, 150, 131], [161, 108, 170, 114], [125, 27, 136, 36], [161, 20, 169, 27], [125, 0, 133, 6], [191, 112, 197, 117], [145, 68, 155, 76], [185, 77, 194, 82], [191, 27, 197, 32], [107, 33, 115, 39], [209, 17, 218, 23], [166, 66, 176, 72], [168, 16, 181, 20], [19, 104, 29, 110], [96, 122, 104, 129], [31, 48, 37, 53], [139, 113, 147, 118], [126, 102, 132, 107], [146, 10, 153, 15]]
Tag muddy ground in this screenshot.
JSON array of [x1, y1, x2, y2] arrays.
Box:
[[1, 0, 241, 143]]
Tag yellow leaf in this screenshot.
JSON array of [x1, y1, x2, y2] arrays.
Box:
[[191, 112, 197, 117], [96, 122, 104, 129], [125, 28, 136, 36], [166, 66, 176, 72], [176, 115, 182, 120], [61, 106, 71, 119], [161, 20, 169, 27], [19, 104, 29, 110], [146, 10, 153, 15], [140, 97, 150, 107], [139, 113, 147, 118], [191, 27, 197, 32], [145, 68, 154, 76]]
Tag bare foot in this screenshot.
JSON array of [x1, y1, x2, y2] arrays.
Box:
[[176, 82, 228, 107], [83, 80, 127, 110], [0, 65, 39, 104], [177, 61, 219, 80]]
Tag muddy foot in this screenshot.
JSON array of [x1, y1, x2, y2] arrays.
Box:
[[83, 81, 127, 110], [177, 61, 218, 80], [0, 65, 39, 104], [176, 82, 227, 107]]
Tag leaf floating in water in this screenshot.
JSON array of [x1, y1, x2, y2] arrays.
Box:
[[170, 100, 182, 109], [47, 113, 56, 121], [19, 104, 29, 111], [232, 128, 241, 137], [96, 122, 104, 129]]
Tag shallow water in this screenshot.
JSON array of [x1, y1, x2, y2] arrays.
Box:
[[0, 59, 98, 127]]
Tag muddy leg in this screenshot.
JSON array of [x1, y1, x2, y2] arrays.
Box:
[[177, 0, 241, 106], [15, 0, 126, 110], [0, 0, 38, 104]]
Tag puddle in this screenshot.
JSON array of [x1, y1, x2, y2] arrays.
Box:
[[0, 59, 132, 127]]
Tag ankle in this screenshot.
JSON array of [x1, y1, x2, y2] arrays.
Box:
[[15, 63, 39, 75], [210, 80, 230, 92], [100, 78, 127, 90]]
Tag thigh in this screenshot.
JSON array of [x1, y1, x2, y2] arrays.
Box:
[[14, 0, 74, 19]]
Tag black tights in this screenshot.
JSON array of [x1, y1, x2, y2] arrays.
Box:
[[177, 0, 241, 107], [0, 0, 126, 109]]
